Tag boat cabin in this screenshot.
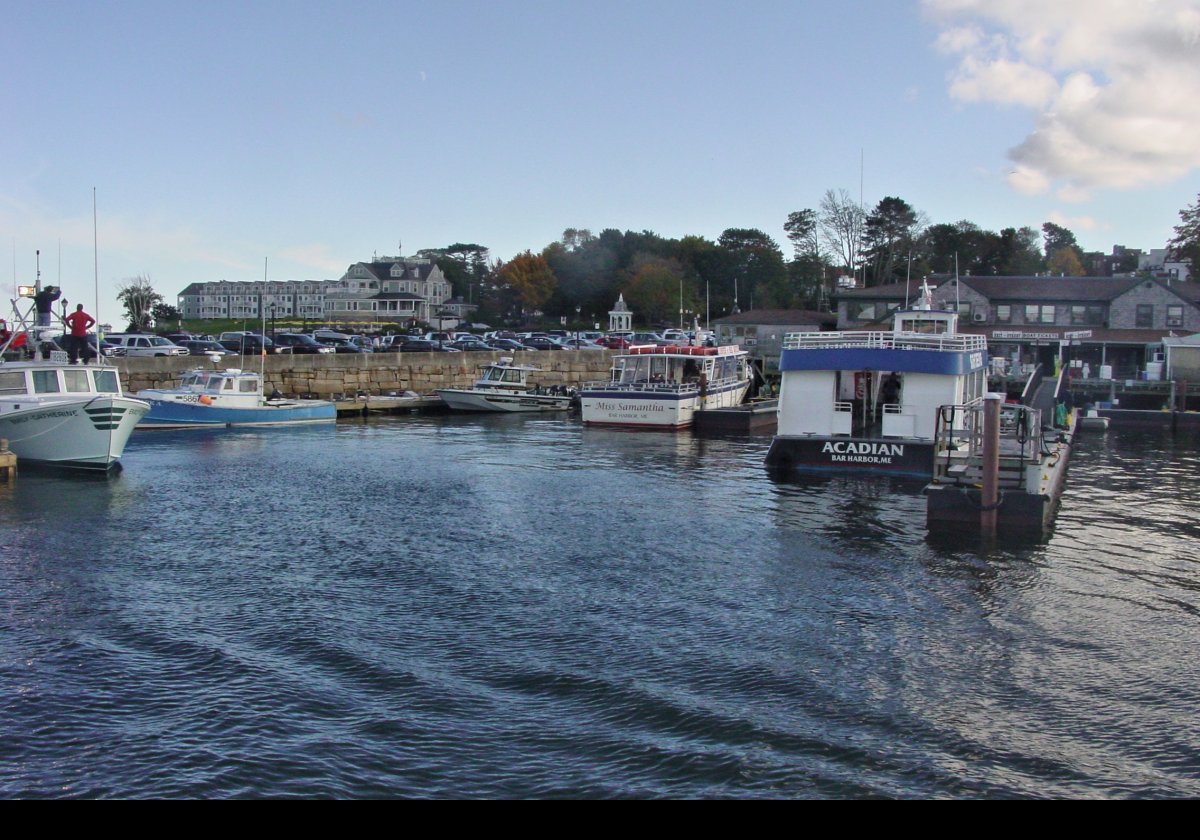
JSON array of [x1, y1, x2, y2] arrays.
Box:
[[476, 360, 538, 391], [0, 363, 124, 408], [610, 346, 745, 391], [776, 306, 988, 442]]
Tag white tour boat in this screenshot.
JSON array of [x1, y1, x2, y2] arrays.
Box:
[[580, 344, 751, 429], [136, 368, 336, 429], [437, 359, 573, 412], [0, 349, 149, 471], [765, 283, 989, 478]]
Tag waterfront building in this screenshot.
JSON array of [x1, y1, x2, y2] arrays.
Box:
[[712, 309, 837, 375], [177, 255, 453, 325], [834, 274, 1200, 378]]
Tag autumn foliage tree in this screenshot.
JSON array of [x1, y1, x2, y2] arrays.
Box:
[[498, 251, 557, 317]]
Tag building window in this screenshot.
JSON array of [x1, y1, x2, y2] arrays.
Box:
[[995, 304, 1011, 323], [1024, 304, 1055, 324], [1166, 305, 1184, 328], [1136, 304, 1154, 328]]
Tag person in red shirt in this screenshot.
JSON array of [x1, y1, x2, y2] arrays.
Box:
[[63, 304, 96, 364]]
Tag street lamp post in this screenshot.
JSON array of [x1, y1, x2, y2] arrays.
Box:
[[270, 303, 276, 339], [575, 305, 581, 346]]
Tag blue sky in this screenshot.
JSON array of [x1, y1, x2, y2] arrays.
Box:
[[3, 0, 1198, 325]]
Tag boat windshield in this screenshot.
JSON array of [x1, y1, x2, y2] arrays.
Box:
[[32, 370, 60, 393], [483, 366, 525, 384], [63, 369, 90, 393], [897, 316, 951, 334], [0, 371, 24, 395], [93, 369, 120, 394]]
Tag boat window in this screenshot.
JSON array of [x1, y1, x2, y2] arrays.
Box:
[[0, 371, 25, 394], [649, 356, 667, 382], [206, 378, 225, 393], [223, 378, 235, 391], [239, 379, 257, 393], [32, 370, 60, 393], [63, 369, 90, 393], [501, 369, 522, 383], [93, 369, 120, 393], [618, 358, 648, 384], [484, 367, 502, 382]]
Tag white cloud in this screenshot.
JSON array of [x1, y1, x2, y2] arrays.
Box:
[[1047, 210, 1109, 233], [925, 0, 1200, 195]]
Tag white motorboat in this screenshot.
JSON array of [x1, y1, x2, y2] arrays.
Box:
[[136, 368, 336, 428], [580, 344, 751, 429], [437, 359, 573, 412], [0, 351, 149, 471]]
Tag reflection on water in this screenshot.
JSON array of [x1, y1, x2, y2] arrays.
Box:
[[1, 416, 1198, 797]]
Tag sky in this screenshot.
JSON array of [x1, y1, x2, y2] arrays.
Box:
[[3, 0, 1198, 326]]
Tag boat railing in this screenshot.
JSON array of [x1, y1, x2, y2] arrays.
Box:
[[782, 330, 987, 352], [931, 399, 1046, 485], [584, 379, 701, 394]]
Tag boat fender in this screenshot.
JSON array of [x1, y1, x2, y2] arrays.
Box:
[[199, 395, 213, 405]]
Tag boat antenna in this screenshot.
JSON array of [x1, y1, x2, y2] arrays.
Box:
[[93, 188, 101, 334], [95, 188, 114, 456], [905, 247, 912, 308], [954, 253, 961, 318], [261, 257, 268, 384]]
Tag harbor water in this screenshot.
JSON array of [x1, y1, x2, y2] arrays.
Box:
[[1, 415, 1199, 797]]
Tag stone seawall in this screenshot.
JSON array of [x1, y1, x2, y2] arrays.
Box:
[[117, 350, 614, 397]]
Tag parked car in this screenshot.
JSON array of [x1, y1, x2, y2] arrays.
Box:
[[522, 336, 570, 351], [629, 332, 667, 346], [597, 336, 632, 350], [274, 333, 336, 354], [562, 338, 603, 350], [450, 336, 492, 351], [179, 339, 235, 360], [486, 338, 532, 352], [397, 339, 460, 353], [219, 334, 277, 355], [315, 336, 368, 353], [106, 333, 190, 357]]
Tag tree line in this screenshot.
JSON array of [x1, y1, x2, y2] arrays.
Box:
[[139, 190, 1198, 331], [415, 187, 1188, 327]]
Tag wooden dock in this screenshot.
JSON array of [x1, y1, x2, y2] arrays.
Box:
[[693, 399, 778, 434], [333, 394, 446, 417]]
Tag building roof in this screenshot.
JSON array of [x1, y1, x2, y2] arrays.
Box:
[[714, 309, 837, 327], [835, 274, 1200, 305], [350, 259, 437, 283]]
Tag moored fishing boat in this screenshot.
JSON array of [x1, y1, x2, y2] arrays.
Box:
[[0, 350, 149, 471], [436, 358, 572, 412], [136, 368, 336, 429], [580, 344, 751, 429], [765, 282, 989, 477]]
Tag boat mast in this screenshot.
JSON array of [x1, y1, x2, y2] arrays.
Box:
[[261, 257, 268, 383]]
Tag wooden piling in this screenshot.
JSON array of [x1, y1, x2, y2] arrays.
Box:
[[981, 394, 1002, 539], [0, 438, 16, 482]]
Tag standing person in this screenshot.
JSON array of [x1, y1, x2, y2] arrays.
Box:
[[63, 304, 95, 364], [33, 286, 61, 330]]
